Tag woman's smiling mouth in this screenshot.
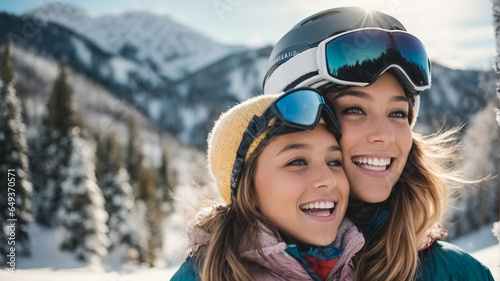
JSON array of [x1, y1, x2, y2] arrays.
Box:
[[352, 156, 392, 171], [299, 201, 335, 217]]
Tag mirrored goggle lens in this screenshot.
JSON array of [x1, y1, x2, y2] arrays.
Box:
[[324, 29, 430, 87], [275, 89, 324, 126]]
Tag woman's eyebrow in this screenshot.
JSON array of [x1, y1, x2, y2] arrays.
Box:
[[391, 95, 410, 104], [276, 143, 342, 157], [329, 145, 342, 152], [332, 90, 372, 101], [332, 90, 409, 104], [276, 143, 309, 157]]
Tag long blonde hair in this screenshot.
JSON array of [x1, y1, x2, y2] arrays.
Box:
[[194, 137, 282, 281], [351, 128, 465, 280]]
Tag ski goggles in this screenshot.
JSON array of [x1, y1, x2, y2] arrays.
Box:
[[316, 28, 431, 92], [263, 28, 431, 94], [230, 87, 341, 195]]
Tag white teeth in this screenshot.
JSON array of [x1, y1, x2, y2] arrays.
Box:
[[357, 164, 387, 171], [300, 201, 335, 210], [352, 157, 391, 168]]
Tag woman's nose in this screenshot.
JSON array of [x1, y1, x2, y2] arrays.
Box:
[[311, 164, 337, 190], [366, 116, 395, 145]]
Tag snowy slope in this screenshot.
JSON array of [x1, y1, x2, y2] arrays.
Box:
[[24, 2, 243, 80]]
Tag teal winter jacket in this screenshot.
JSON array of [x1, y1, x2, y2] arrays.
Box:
[[361, 211, 494, 281], [416, 240, 494, 281], [170, 256, 198, 281]]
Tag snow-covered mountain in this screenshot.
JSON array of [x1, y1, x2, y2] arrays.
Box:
[[154, 46, 272, 146], [0, 3, 272, 147], [24, 2, 243, 80]]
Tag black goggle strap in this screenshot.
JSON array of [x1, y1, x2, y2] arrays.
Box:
[[230, 113, 276, 195], [319, 101, 342, 140]]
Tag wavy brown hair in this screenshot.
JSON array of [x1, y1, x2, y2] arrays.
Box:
[[193, 136, 282, 281], [350, 128, 466, 281]]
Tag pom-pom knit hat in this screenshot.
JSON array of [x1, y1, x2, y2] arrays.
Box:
[[207, 94, 279, 204]]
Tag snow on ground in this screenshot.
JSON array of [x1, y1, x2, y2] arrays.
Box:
[[471, 245, 499, 279], [1, 221, 499, 280], [448, 225, 499, 279]]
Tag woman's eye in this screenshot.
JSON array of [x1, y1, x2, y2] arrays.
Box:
[[286, 159, 307, 166], [341, 106, 364, 115], [328, 160, 343, 167], [390, 110, 408, 118]]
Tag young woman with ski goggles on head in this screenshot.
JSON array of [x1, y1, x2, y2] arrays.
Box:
[[171, 88, 364, 281], [263, 6, 494, 281]]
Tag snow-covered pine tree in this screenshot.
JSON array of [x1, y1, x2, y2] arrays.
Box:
[[0, 41, 33, 258], [58, 128, 110, 262], [31, 60, 77, 227], [125, 115, 163, 266], [28, 60, 110, 262], [137, 164, 163, 266], [95, 131, 139, 259]]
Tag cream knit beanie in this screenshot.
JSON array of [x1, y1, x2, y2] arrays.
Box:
[[207, 94, 280, 204]]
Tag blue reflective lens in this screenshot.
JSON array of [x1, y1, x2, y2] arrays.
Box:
[[324, 29, 430, 87], [392, 32, 430, 86], [275, 89, 323, 126]]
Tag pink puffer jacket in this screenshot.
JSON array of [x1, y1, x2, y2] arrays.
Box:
[[190, 218, 364, 281]]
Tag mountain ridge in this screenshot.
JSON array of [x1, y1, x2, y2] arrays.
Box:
[[24, 2, 245, 80]]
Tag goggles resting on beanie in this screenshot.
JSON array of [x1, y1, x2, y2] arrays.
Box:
[[264, 28, 431, 95], [230, 87, 341, 197]]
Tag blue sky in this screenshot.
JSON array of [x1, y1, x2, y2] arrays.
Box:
[[0, 0, 496, 70]]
